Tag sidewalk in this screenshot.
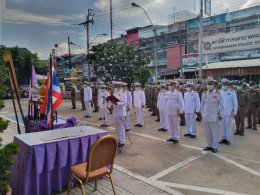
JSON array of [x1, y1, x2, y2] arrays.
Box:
[[1, 117, 171, 195]]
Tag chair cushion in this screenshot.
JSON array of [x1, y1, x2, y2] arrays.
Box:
[[71, 162, 110, 180]]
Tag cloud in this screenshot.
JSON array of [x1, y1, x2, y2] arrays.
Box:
[[1, 0, 84, 26]]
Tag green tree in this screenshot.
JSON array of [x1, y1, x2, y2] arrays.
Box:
[[0, 45, 47, 85], [138, 65, 152, 87], [87, 42, 151, 85]]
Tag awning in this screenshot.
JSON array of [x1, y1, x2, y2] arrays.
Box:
[[203, 58, 260, 70], [159, 69, 179, 76]]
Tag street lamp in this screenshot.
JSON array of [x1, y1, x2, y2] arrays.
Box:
[[69, 41, 83, 54], [132, 2, 158, 81]]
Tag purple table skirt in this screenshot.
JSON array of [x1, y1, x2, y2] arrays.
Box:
[[25, 116, 77, 133], [11, 131, 107, 195]]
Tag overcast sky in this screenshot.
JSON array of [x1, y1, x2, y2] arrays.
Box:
[[0, 0, 259, 59]]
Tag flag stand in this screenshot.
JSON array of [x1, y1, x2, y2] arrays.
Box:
[[49, 53, 53, 130]]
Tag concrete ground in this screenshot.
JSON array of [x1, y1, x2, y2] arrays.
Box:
[[1, 99, 260, 195]]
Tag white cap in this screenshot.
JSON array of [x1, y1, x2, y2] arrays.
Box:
[[122, 82, 127, 86], [134, 82, 141, 86], [186, 81, 194, 86], [112, 81, 122, 85], [169, 80, 178, 85], [221, 78, 230, 83], [206, 77, 216, 83]]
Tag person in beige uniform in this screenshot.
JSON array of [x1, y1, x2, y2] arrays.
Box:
[[234, 83, 249, 136]]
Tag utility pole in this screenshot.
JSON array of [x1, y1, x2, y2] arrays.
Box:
[[198, 0, 203, 80], [79, 9, 94, 81], [68, 36, 72, 67], [179, 24, 183, 79], [110, 0, 113, 40]]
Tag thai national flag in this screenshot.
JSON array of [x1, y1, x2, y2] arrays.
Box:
[[46, 64, 62, 128]]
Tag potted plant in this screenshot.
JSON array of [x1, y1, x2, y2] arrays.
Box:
[[0, 66, 19, 194]]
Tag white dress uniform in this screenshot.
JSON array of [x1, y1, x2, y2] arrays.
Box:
[[112, 89, 127, 144], [184, 90, 201, 136], [157, 89, 169, 130], [220, 89, 238, 142], [125, 90, 133, 130], [99, 89, 111, 126], [84, 86, 92, 117], [166, 89, 184, 140], [133, 89, 146, 126], [201, 90, 224, 149]]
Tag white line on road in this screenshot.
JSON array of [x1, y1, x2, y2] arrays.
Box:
[[114, 164, 184, 195], [155, 181, 249, 195], [214, 153, 260, 177], [149, 151, 208, 180]]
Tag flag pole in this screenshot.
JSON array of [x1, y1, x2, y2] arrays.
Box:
[[49, 53, 53, 130]]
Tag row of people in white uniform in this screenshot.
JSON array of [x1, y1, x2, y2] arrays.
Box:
[[84, 78, 237, 152]]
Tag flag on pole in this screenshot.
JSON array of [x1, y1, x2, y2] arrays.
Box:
[[39, 61, 62, 128], [46, 63, 62, 127], [28, 65, 37, 100], [28, 65, 37, 117]]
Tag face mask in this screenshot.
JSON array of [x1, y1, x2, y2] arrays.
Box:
[[222, 86, 228, 91], [170, 86, 175, 90], [186, 87, 191, 92], [135, 87, 139, 90], [101, 89, 105, 92], [161, 88, 165, 92], [114, 88, 118, 93], [207, 85, 213, 91]]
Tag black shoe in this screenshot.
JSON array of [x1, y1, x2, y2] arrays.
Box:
[[253, 128, 257, 130], [184, 133, 191, 137], [180, 123, 185, 126], [234, 131, 240, 135], [104, 125, 109, 127], [126, 129, 130, 132], [98, 118, 102, 120], [211, 148, 218, 153], [85, 116, 91, 118], [82, 108, 86, 110], [151, 113, 156, 116], [118, 143, 125, 148], [167, 138, 174, 142], [239, 133, 244, 136], [203, 147, 212, 151], [139, 125, 143, 127], [173, 139, 179, 144], [162, 128, 168, 132], [100, 124, 105, 127], [134, 124, 139, 127], [246, 126, 252, 129], [190, 135, 196, 138], [224, 140, 230, 145], [219, 139, 227, 144], [155, 119, 160, 121], [158, 128, 164, 131]]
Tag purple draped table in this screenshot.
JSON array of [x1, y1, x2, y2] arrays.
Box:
[[11, 126, 108, 195]]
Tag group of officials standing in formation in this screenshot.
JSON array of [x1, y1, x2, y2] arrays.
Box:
[[70, 77, 260, 153]]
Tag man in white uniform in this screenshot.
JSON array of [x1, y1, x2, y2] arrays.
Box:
[[157, 83, 168, 132], [99, 85, 110, 127], [110, 81, 127, 148], [184, 82, 201, 138], [219, 78, 238, 145], [166, 80, 184, 144], [201, 77, 224, 153], [122, 83, 132, 131], [133, 82, 146, 127], [84, 82, 92, 118]]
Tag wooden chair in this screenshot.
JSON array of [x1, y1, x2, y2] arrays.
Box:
[[67, 135, 118, 195]]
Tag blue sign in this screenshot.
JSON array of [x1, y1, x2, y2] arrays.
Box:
[[187, 14, 226, 30]]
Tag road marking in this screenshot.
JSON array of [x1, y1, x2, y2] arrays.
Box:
[[219, 153, 260, 164], [156, 181, 249, 195], [114, 165, 184, 195], [115, 165, 248, 195], [214, 153, 260, 177], [149, 151, 207, 180]]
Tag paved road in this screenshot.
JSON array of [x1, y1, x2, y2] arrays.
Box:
[[1, 99, 260, 195]]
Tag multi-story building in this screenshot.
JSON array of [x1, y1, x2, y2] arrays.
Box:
[[114, 5, 260, 80]]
